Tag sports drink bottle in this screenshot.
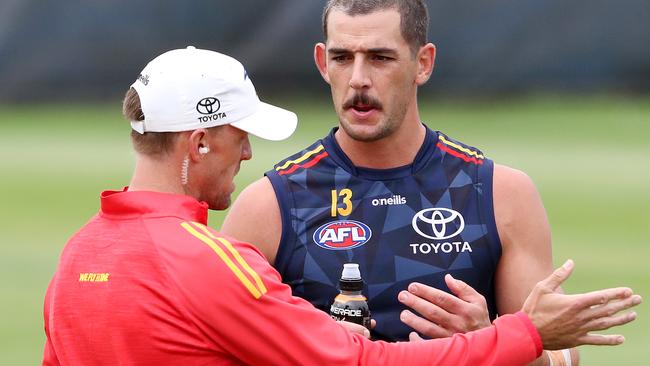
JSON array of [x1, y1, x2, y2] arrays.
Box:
[[329, 263, 371, 329]]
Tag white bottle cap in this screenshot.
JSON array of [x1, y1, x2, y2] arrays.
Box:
[[341, 263, 361, 280]]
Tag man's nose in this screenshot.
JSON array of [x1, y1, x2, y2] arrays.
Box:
[[348, 58, 371, 90], [241, 135, 252, 161]]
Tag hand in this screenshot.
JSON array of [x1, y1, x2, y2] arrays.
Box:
[[398, 274, 491, 339], [523, 259, 642, 349], [336, 319, 376, 339]]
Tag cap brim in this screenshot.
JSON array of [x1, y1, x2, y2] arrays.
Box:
[[230, 101, 297, 141]]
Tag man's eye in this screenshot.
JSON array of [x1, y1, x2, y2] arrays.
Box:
[[332, 55, 350, 62], [373, 55, 392, 61]]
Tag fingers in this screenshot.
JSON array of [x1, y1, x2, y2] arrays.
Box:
[[583, 293, 641, 321], [577, 333, 626, 346], [445, 274, 486, 305], [400, 282, 491, 333], [398, 287, 461, 333], [400, 309, 453, 338], [577, 287, 636, 308], [539, 259, 574, 291], [405, 282, 465, 314], [409, 331, 425, 342], [584, 311, 638, 332], [337, 320, 370, 339]]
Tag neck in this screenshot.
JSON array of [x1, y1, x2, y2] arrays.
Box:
[[335, 115, 426, 169], [128, 154, 186, 195]]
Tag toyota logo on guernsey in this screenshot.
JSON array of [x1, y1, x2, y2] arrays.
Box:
[[313, 220, 372, 250], [196, 97, 227, 123], [412, 208, 464, 240], [410, 208, 472, 255]]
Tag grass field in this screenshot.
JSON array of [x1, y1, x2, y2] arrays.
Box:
[[1, 95, 648, 364]]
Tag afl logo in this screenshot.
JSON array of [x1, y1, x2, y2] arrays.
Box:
[[412, 208, 465, 240], [196, 97, 221, 115], [313, 220, 372, 250]]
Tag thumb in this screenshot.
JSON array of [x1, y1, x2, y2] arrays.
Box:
[[540, 259, 574, 291], [445, 274, 483, 303]]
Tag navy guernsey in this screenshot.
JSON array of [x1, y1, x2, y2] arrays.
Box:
[[265, 127, 501, 341]]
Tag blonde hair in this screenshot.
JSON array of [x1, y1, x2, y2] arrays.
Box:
[[122, 87, 179, 156]]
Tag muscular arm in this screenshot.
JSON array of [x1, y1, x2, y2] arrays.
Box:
[[221, 177, 282, 264], [493, 164, 579, 365]]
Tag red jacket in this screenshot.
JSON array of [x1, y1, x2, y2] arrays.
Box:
[[43, 189, 542, 365]]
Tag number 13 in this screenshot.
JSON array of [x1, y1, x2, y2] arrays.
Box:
[[331, 189, 352, 217]]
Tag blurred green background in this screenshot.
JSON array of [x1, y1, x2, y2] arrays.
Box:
[[2, 0, 648, 364], [0, 95, 647, 364]]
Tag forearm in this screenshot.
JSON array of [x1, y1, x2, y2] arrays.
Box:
[[209, 281, 542, 365], [190, 237, 543, 366], [359, 312, 542, 366]]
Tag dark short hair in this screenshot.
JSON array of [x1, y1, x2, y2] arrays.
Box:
[[322, 0, 429, 55], [122, 87, 179, 156]]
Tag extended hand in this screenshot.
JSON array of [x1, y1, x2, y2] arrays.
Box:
[[523, 259, 642, 349], [398, 274, 491, 339]]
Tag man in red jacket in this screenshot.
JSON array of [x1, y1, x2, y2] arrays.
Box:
[[43, 46, 640, 366]]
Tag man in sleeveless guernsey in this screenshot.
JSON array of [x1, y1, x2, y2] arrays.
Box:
[[43, 46, 641, 365], [221, 1, 595, 365]]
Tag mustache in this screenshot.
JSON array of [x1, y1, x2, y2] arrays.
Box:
[[343, 93, 382, 110]]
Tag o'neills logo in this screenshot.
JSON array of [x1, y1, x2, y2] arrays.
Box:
[[196, 97, 226, 123], [371, 194, 406, 207]]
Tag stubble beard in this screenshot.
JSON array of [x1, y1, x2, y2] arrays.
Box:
[[204, 179, 234, 211], [210, 195, 231, 211]]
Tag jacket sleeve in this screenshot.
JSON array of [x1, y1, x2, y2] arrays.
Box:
[[42, 276, 61, 366], [164, 224, 543, 365]]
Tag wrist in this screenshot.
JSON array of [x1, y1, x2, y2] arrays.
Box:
[[515, 311, 543, 357], [547, 349, 572, 366]]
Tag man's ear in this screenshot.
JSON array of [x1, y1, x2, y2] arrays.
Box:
[[314, 42, 331, 84], [415, 43, 436, 86], [187, 129, 208, 162]]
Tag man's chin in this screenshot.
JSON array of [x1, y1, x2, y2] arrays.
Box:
[[340, 121, 389, 142], [209, 197, 231, 211]]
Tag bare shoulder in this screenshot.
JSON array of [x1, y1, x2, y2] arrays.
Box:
[[493, 164, 542, 220], [227, 176, 278, 213], [493, 164, 537, 198], [492, 163, 550, 250], [221, 177, 282, 264]]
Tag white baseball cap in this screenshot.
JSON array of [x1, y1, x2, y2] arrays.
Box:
[[130, 46, 297, 141]]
